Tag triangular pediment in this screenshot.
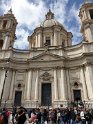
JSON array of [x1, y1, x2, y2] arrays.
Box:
[[30, 52, 64, 61]]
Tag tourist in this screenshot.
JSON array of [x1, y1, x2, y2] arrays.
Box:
[[15, 108, 26, 124], [80, 108, 86, 124]]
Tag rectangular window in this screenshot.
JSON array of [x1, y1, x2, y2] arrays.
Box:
[[62, 39, 65, 47], [89, 9, 93, 19], [3, 20, 7, 29], [45, 37, 51, 46]]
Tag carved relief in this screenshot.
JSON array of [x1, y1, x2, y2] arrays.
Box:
[[71, 81, 82, 87], [14, 82, 25, 88], [40, 72, 53, 81]]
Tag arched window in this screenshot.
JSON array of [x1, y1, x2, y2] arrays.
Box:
[[0, 39, 3, 49]]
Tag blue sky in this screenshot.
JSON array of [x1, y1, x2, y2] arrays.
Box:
[[0, 0, 93, 49]]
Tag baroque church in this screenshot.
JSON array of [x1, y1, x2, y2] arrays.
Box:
[[0, 0, 93, 108]]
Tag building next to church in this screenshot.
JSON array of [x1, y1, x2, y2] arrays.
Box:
[[0, 1, 93, 108]]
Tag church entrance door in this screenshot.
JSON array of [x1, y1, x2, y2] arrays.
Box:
[[14, 91, 22, 106], [73, 90, 81, 101], [41, 83, 52, 106]]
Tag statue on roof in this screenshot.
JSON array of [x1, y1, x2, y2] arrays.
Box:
[[7, 8, 12, 14], [84, 0, 90, 3]]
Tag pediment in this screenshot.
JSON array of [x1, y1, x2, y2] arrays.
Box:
[[31, 52, 63, 61]]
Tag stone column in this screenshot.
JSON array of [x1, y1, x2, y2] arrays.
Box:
[[36, 34, 38, 47], [80, 67, 88, 100], [44, 36, 46, 45], [85, 64, 93, 99], [35, 70, 39, 100], [60, 68, 66, 100], [66, 69, 71, 100], [26, 70, 32, 100], [86, 26, 93, 42], [9, 71, 15, 100], [0, 70, 6, 99], [51, 35, 53, 46], [38, 32, 42, 47], [54, 70, 58, 100], [2, 33, 10, 50], [58, 32, 60, 45], [38, 34, 40, 47], [54, 30, 57, 46]]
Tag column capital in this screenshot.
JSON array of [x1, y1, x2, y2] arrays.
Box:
[[6, 32, 10, 37]]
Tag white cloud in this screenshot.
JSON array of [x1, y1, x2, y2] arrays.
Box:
[[65, 3, 82, 44], [53, 0, 69, 24], [0, 0, 83, 49], [1, 0, 47, 49]]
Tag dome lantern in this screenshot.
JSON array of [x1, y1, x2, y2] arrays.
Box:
[[45, 9, 54, 20]]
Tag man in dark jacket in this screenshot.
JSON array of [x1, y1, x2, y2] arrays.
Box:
[[1, 108, 8, 124], [15, 108, 26, 124]]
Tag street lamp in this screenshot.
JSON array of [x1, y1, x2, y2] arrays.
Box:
[[83, 100, 86, 109]]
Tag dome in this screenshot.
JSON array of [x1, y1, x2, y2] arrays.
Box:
[[40, 19, 64, 28], [37, 9, 65, 29]]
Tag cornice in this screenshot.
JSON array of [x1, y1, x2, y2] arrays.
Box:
[[80, 3, 93, 11]]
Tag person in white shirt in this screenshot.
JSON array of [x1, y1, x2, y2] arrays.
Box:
[[80, 108, 86, 124]]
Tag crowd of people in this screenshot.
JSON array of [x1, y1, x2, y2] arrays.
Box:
[[0, 106, 93, 124]]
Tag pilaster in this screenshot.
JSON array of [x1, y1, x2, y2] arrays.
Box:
[[54, 30, 57, 46], [0, 70, 6, 99], [54, 70, 58, 100], [34, 70, 39, 100], [80, 67, 88, 100], [51, 35, 53, 46], [36, 34, 38, 47], [66, 69, 71, 100], [2, 33, 10, 50], [85, 25, 93, 42], [9, 71, 16, 100], [26, 70, 32, 100], [2, 70, 12, 100], [85, 64, 93, 99], [60, 68, 67, 100], [38, 33, 42, 47]]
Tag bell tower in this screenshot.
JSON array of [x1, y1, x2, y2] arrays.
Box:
[[79, 0, 93, 42], [0, 9, 18, 50]]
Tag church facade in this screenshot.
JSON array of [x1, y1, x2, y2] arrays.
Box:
[[0, 1, 93, 108]]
